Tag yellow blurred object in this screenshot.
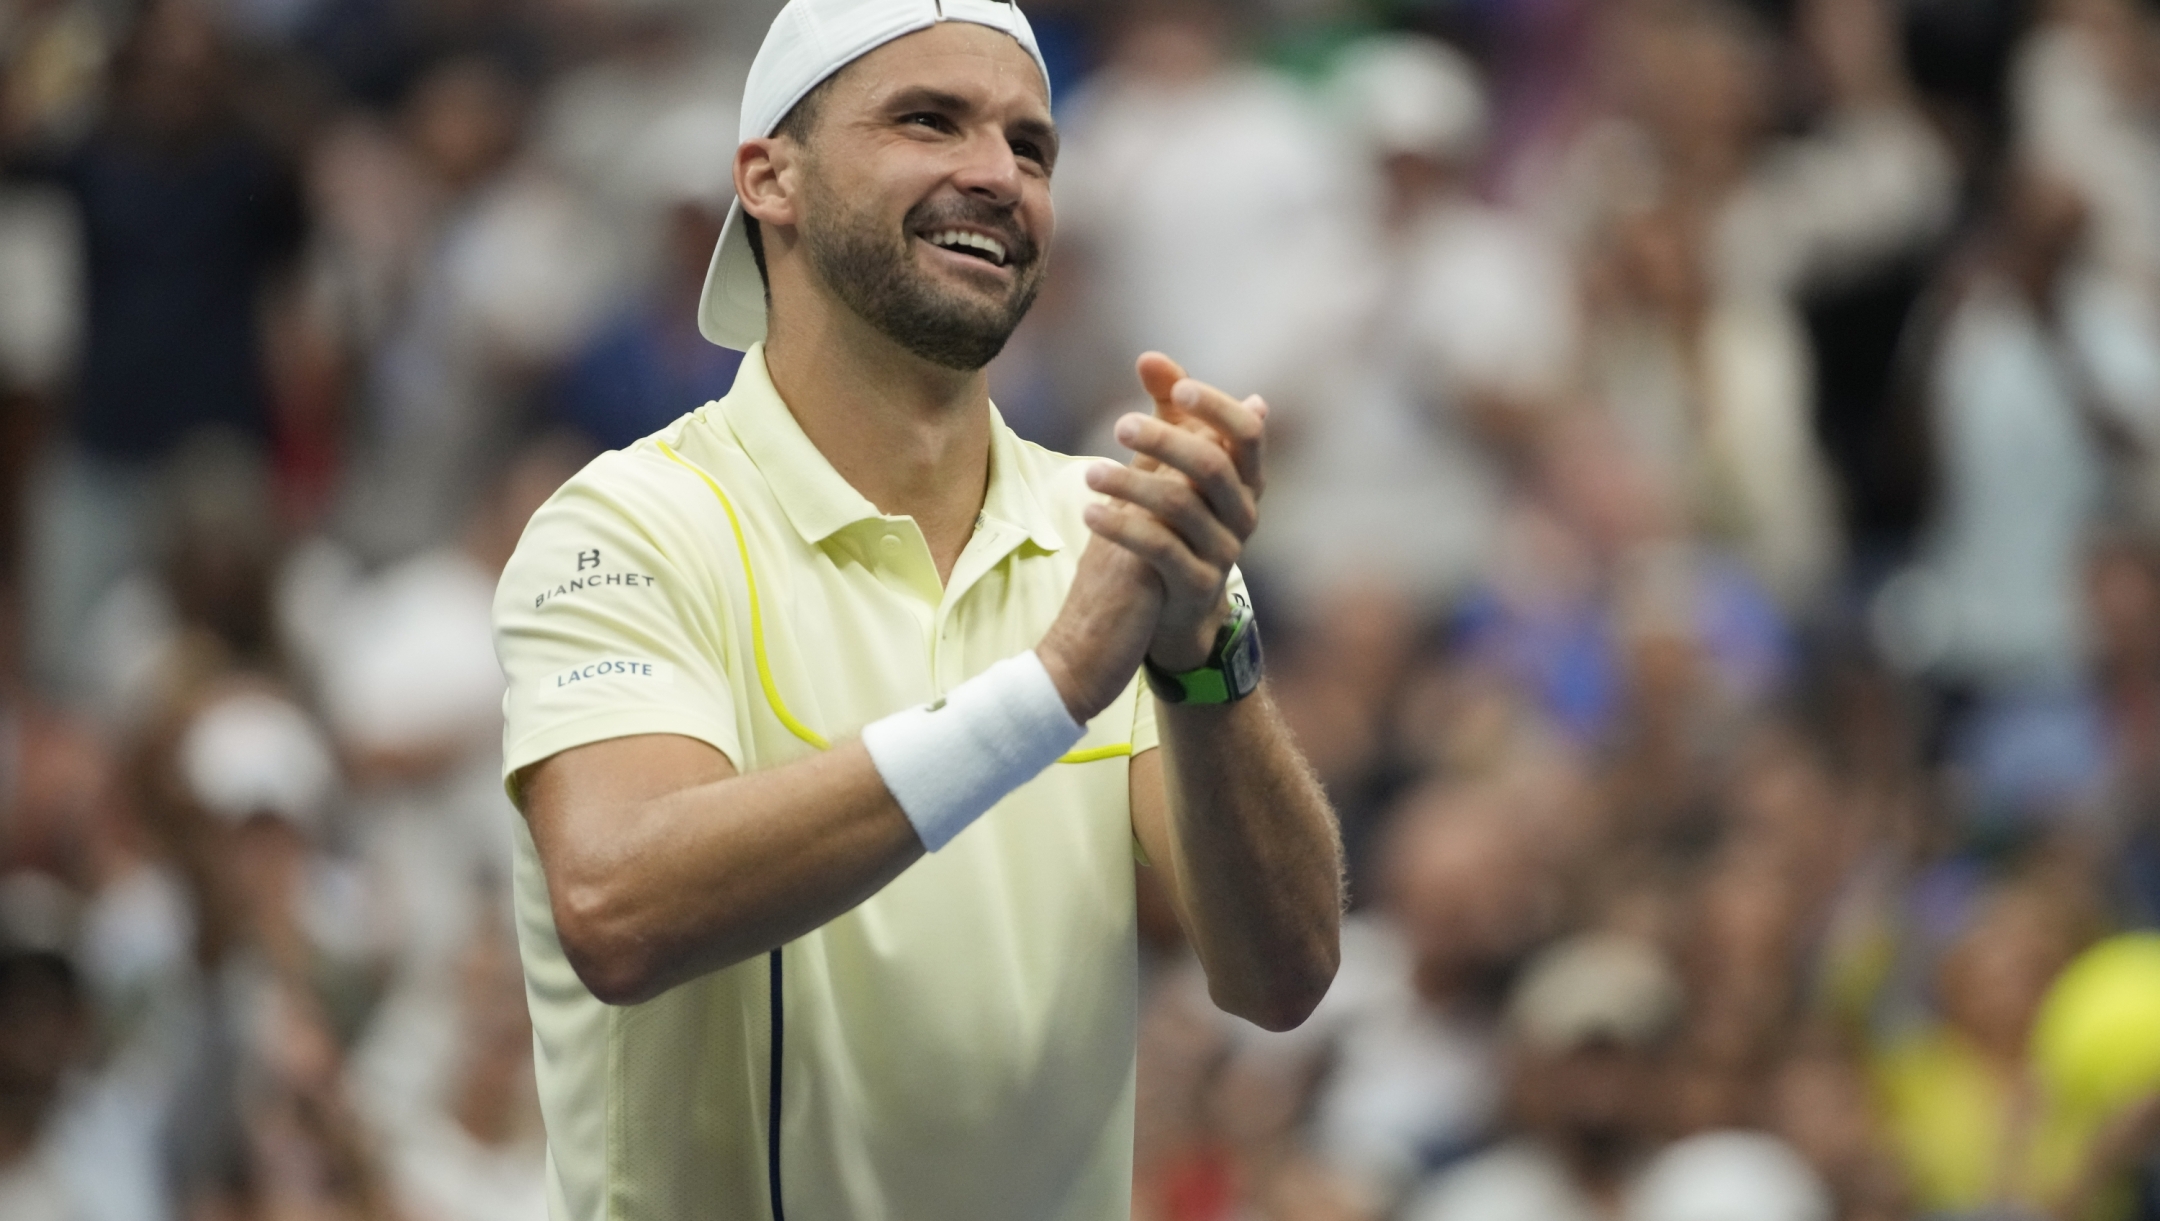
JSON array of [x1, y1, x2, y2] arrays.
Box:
[[2029, 933, 2160, 1221], [1874, 1029, 2019, 1213], [2034, 933, 2160, 1115]]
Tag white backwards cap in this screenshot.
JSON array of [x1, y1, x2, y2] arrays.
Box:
[[698, 0, 1051, 351]]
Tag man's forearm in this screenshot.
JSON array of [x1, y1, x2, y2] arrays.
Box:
[[524, 735, 924, 1006], [1154, 687, 1342, 1031]]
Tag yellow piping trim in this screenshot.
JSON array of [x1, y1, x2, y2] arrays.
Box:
[[657, 439, 1131, 768], [1057, 743, 1133, 765], [656, 440, 831, 753]]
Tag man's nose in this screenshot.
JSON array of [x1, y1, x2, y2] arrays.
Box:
[[952, 131, 1024, 205]]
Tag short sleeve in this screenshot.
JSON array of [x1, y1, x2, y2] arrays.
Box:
[[1130, 566, 1254, 758], [494, 455, 742, 795], [1131, 676, 1159, 756]]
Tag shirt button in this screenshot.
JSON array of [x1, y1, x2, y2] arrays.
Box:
[[880, 534, 903, 556]]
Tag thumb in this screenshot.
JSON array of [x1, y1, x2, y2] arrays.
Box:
[[1136, 352, 1187, 418]]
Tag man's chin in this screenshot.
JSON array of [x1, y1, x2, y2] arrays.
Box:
[[876, 280, 1037, 371], [887, 318, 1018, 371]]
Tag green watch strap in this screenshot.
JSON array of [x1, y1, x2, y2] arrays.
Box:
[[1145, 600, 1262, 705], [1163, 665, 1233, 705]]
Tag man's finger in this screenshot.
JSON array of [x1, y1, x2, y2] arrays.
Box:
[[1168, 380, 1267, 496], [1086, 461, 1242, 568], [1112, 415, 1258, 539], [1082, 500, 1223, 599]]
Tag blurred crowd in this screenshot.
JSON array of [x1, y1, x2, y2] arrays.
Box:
[[7, 0, 2160, 1219]]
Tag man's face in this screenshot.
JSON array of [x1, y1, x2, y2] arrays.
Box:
[[788, 22, 1057, 370]]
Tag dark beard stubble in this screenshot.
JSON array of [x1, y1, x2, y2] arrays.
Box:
[[798, 171, 1045, 372]]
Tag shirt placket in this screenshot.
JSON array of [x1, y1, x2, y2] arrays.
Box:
[[931, 515, 1027, 695]]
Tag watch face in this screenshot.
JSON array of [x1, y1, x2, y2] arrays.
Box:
[[1227, 622, 1263, 696]]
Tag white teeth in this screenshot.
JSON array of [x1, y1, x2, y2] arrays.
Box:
[[928, 229, 1008, 266]]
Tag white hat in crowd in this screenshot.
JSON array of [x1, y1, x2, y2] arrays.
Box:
[[1330, 34, 1488, 164], [1626, 1131, 1834, 1221], [179, 690, 339, 833], [1504, 931, 1684, 1052], [698, 0, 1053, 351]]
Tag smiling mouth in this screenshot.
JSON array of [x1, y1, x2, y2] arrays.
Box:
[[923, 228, 1010, 268]]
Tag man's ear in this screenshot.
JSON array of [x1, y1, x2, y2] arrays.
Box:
[[735, 137, 799, 229]]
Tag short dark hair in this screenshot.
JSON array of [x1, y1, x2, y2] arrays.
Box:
[[743, 76, 838, 294]]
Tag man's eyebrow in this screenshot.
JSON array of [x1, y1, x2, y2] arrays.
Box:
[[885, 86, 973, 115]]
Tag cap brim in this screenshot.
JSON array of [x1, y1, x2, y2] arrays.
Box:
[[698, 199, 768, 351]]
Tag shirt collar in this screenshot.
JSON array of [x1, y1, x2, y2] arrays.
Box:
[[718, 344, 1065, 554], [981, 415, 1066, 554]]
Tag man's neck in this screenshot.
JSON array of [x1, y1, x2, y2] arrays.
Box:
[[763, 296, 994, 584]]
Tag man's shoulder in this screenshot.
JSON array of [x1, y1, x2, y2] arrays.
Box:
[[495, 411, 746, 604], [546, 409, 744, 522]]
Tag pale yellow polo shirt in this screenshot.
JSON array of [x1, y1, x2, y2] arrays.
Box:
[[494, 346, 1186, 1221]]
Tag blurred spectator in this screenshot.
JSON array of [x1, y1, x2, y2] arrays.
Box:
[[549, 161, 742, 451], [8, 0, 303, 699], [1232, 783, 1566, 1212], [1264, 580, 1426, 866], [1454, 430, 1790, 754], [534, 0, 742, 256], [2089, 537, 2160, 925], [1879, 164, 2160, 707], [1566, 0, 1955, 611], [1399, 932, 1682, 1221], [324, 55, 616, 563], [172, 686, 370, 1022], [74, 431, 284, 733], [350, 909, 542, 1221], [149, 682, 397, 1219], [0, 951, 92, 1221], [2014, 0, 2160, 308], [1051, 0, 1367, 426], [1, 0, 109, 153], [0, 174, 79, 400], [291, 0, 548, 110], [286, 435, 586, 986], [1874, 881, 2090, 1215], [531, 8, 748, 452], [1251, 34, 1571, 614], [1331, 36, 1577, 431], [1768, 1037, 1914, 1221]]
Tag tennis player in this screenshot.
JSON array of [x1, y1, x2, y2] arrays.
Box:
[[492, 1, 1343, 1217]]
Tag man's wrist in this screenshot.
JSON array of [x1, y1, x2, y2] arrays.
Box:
[[1033, 640, 1084, 722], [1145, 600, 1232, 674]]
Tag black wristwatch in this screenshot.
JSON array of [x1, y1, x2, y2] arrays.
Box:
[[1144, 597, 1263, 705]]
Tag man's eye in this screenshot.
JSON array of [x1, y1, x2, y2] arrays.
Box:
[[904, 113, 952, 132], [1012, 141, 1044, 165]]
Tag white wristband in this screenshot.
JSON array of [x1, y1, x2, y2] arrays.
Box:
[[860, 650, 1086, 852]]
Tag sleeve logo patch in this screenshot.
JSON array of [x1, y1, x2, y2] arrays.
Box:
[[553, 659, 676, 689], [535, 571, 659, 608]]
